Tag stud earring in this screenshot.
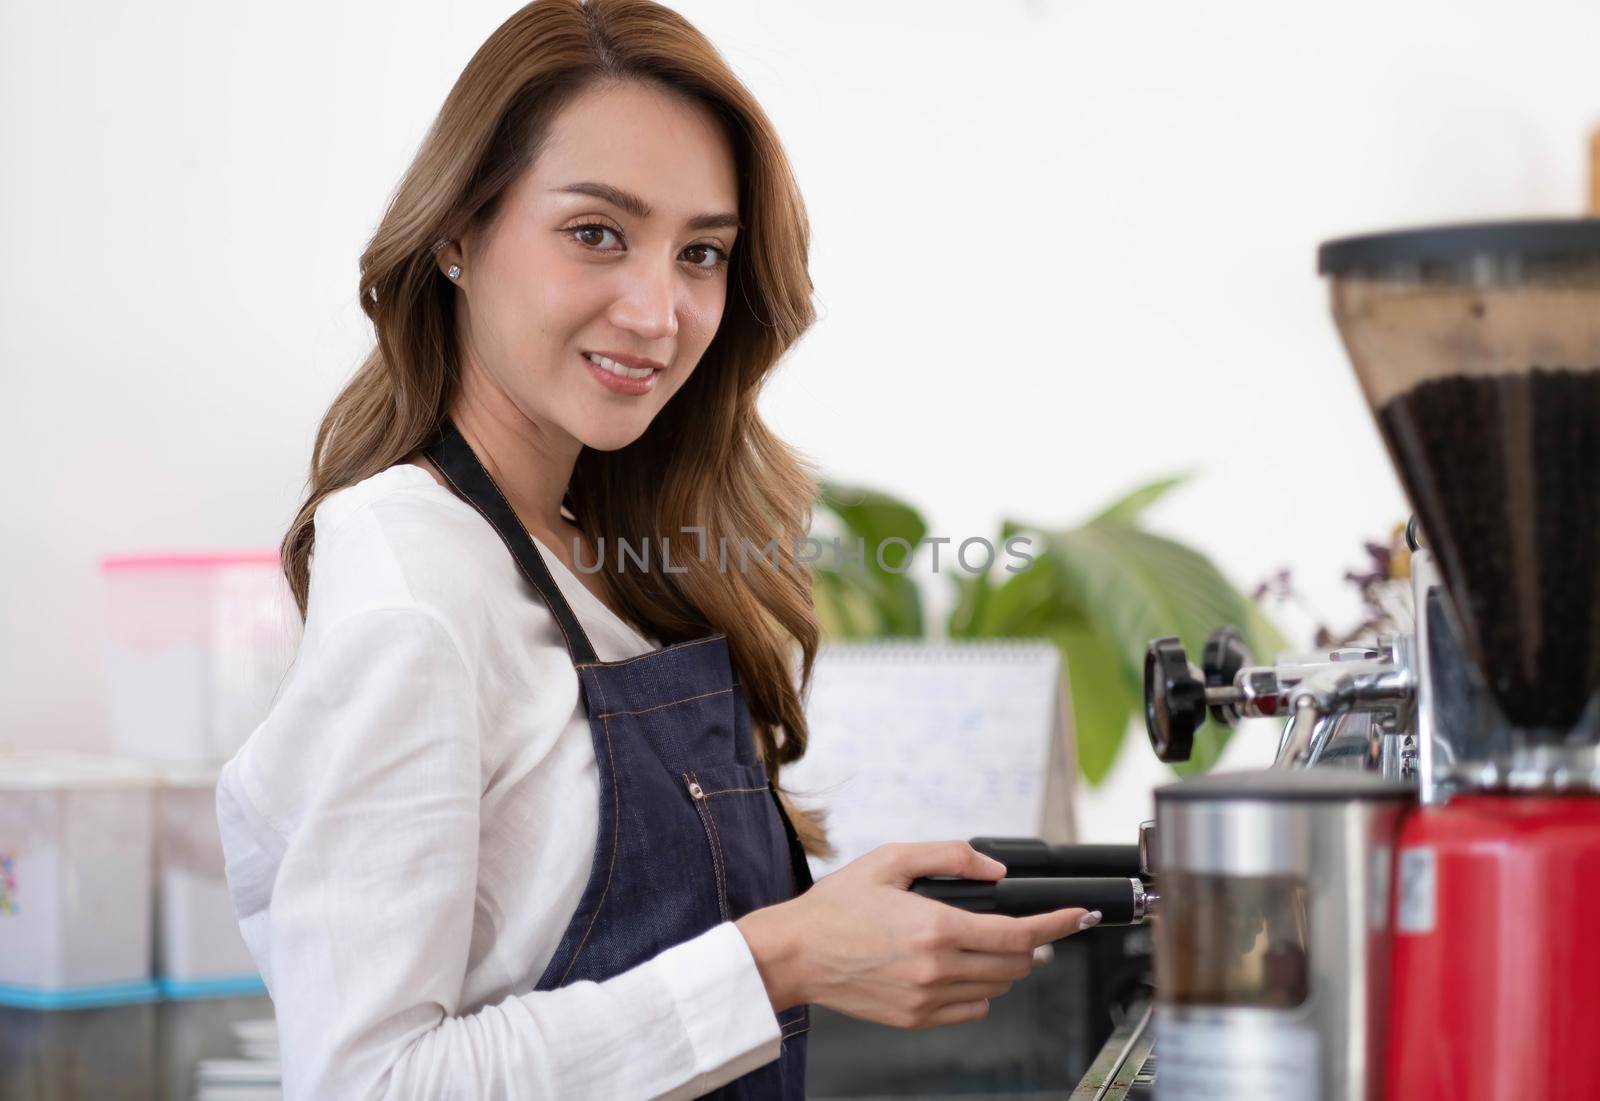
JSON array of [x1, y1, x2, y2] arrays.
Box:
[[446, 264, 461, 281]]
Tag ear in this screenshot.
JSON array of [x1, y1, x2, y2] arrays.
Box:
[[432, 237, 465, 283]]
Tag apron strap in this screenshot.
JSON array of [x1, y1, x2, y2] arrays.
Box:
[[420, 416, 600, 666]]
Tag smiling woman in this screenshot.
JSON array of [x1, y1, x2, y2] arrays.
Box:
[[289, 0, 825, 840], [428, 81, 742, 445], [217, 3, 1091, 1100]]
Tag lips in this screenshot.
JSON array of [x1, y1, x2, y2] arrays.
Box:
[[583, 350, 668, 374], [581, 351, 660, 396]]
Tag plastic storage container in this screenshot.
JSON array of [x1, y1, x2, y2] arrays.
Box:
[[0, 754, 160, 1009], [153, 763, 265, 998], [101, 552, 301, 764]]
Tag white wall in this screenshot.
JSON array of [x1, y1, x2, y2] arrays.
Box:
[[4, 0, 1596, 837]]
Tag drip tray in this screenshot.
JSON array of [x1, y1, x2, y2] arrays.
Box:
[[1070, 999, 1155, 1099]]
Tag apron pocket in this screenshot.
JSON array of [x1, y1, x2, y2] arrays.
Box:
[[682, 763, 796, 922]]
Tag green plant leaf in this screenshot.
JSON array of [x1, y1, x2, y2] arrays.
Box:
[[819, 476, 1292, 783], [818, 482, 928, 565], [1046, 522, 1251, 680], [1087, 474, 1190, 526], [813, 565, 886, 639], [1047, 617, 1138, 785], [966, 552, 1071, 638], [1044, 520, 1256, 770], [947, 569, 992, 639], [814, 481, 928, 637], [1179, 719, 1234, 777]]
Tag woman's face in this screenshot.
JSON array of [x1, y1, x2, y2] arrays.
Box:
[[446, 80, 740, 453]]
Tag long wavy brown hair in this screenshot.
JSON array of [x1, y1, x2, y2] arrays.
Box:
[[281, 0, 828, 854]]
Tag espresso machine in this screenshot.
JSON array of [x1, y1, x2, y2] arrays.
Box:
[[1141, 218, 1600, 1100], [919, 218, 1600, 1100]]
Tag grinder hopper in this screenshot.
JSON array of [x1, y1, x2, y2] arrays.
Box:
[[1319, 221, 1600, 746]]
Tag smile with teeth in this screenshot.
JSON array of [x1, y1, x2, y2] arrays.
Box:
[[584, 352, 658, 380]]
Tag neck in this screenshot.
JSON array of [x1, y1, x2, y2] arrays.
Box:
[[447, 369, 581, 543]]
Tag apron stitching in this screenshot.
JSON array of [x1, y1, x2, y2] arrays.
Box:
[[427, 452, 590, 662], [781, 1024, 811, 1039], [686, 770, 732, 923], [700, 784, 771, 798], [556, 668, 620, 986], [574, 635, 723, 670], [702, 800, 732, 923], [596, 686, 731, 718]]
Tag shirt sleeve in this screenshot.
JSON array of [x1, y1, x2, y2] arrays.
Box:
[[217, 606, 782, 1101]]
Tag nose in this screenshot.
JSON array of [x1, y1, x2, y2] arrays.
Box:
[[609, 253, 680, 343]]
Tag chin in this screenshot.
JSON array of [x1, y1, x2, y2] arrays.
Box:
[[577, 422, 655, 452]]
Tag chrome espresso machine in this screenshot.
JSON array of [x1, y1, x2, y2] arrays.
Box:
[[914, 219, 1600, 1100]]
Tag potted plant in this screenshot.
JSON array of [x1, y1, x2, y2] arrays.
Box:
[[810, 476, 1288, 782]]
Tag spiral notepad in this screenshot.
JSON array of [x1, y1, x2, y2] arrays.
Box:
[[785, 640, 1076, 878]]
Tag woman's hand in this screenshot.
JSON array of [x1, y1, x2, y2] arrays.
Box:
[[734, 840, 1098, 1029]]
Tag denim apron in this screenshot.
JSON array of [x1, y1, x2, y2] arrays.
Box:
[[422, 417, 813, 1099]]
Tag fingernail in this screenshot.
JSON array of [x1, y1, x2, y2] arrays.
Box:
[[1077, 910, 1102, 931], [982, 855, 1006, 875]]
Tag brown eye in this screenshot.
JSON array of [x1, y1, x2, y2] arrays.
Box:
[[684, 244, 729, 270], [566, 224, 623, 250]]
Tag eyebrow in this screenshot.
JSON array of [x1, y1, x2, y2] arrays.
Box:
[[550, 181, 742, 232]]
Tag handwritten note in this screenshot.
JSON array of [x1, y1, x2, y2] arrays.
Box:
[[784, 641, 1073, 878]]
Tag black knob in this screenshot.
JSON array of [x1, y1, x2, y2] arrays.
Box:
[[1202, 626, 1250, 726], [1144, 636, 1205, 763]]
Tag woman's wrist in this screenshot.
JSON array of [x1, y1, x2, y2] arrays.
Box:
[[735, 900, 808, 1013]]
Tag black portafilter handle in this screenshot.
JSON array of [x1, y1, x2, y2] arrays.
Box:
[[909, 875, 1153, 926], [968, 836, 1146, 880]]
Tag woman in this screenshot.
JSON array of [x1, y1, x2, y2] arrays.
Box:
[[216, 2, 1097, 1098]]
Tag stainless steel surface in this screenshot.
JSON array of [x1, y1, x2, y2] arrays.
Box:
[[1130, 879, 1151, 922], [1184, 638, 1419, 774], [1275, 663, 1415, 769], [1153, 776, 1407, 1101], [1412, 548, 1454, 805], [1443, 742, 1600, 792], [1406, 546, 1575, 802], [1070, 1000, 1155, 1101]]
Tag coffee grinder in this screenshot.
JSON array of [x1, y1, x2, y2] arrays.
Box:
[[917, 220, 1600, 1100], [1323, 219, 1600, 1100]]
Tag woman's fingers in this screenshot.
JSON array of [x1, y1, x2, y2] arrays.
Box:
[[919, 999, 992, 1029], [870, 840, 1007, 885], [942, 949, 1036, 983], [784, 841, 1100, 1031], [927, 980, 1015, 1004], [946, 906, 1091, 954], [892, 982, 1011, 1029]]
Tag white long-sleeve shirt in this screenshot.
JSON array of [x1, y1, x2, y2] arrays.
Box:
[[216, 462, 783, 1100]]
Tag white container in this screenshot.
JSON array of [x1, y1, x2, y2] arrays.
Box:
[[0, 753, 159, 1009], [152, 763, 266, 998], [101, 552, 302, 764]]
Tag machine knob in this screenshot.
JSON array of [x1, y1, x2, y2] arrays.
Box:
[[1144, 636, 1206, 762], [1202, 626, 1251, 726]]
